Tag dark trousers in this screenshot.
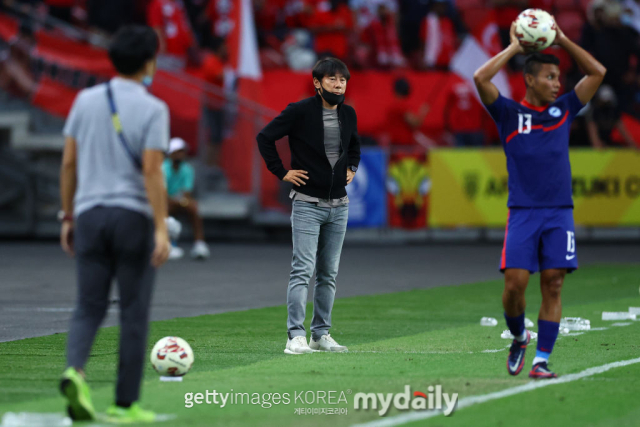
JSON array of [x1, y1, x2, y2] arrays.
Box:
[[66, 206, 155, 404]]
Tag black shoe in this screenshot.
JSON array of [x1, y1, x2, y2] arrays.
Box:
[[506, 330, 530, 376]]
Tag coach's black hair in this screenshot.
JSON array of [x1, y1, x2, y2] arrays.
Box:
[[108, 25, 159, 76], [312, 57, 351, 82], [523, 53, 560, 78]]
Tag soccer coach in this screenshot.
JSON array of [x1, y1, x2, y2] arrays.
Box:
[[58, 26, 170, 423], [257, 58, 361, 355]]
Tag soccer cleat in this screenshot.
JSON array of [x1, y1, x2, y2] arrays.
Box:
[[529, 361, 558, 379], [59, 367, 96, 421], [190, 241, 210, 260], [309, 334, 348, 353], [506, 330, 531, 376], [284, 336, 313, 355], [105, 402, 156, 423]]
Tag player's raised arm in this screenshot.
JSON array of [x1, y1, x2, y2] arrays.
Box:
[[553, 18, 606, 105], [473, 22, 525, 105]]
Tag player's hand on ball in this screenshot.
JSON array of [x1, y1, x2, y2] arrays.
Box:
[[283, 170, 309, 187], [551, 16, 566, 45], [509, 21, 528, 54], [346, 169, 355, 185], [60, 221, 74, 257], [151, 229, 170, 267]]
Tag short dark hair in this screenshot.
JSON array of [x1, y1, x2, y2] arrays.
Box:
[[108, 25, 159, 76], [523, 53, 560, 77], [312, 57, 351, 82]]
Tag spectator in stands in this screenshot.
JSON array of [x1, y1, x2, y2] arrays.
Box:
[[445, 78, 486, 146], [163, 137, 211, 260], [397, 0, 430, 61], [200, 43, 228, 168], [386, 77, 430, 145], [180, 0, 210, 47], [420, 0, 457, 70], [206, 0, 235, 49], [44, 0, 74, 23], [147, 0, 196, 57], [305, 0, 354, 60], [491, 0, 529, 49], [87, 0, 135, 35], [0, 20, 37, 99], [581, 0, 640, 112], [352, 0, 405, 68], [622, 0, 640, 33], [585, 85, 638, 149]]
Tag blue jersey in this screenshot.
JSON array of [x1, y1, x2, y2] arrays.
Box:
[[486, 91, 584, 208]]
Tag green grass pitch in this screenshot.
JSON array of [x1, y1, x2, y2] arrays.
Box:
[[1, 265, 639, 426]]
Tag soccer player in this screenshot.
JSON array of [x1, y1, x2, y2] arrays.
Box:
[[59, 26, 170, 421], [257, 58, 361, 355], [473, 20, 606, 378]]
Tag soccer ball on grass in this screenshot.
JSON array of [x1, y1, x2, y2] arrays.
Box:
[[150, 336, 194, 377]]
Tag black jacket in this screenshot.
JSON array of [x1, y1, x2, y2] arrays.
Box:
[[257, 94, 361, 200]]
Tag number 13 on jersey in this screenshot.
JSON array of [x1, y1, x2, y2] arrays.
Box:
[[518, 113, 532, 134]]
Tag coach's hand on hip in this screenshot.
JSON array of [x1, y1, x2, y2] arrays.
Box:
[[151, 229, 170, 267], [283, 170, 309, 186], [346, 169, 355, 185]]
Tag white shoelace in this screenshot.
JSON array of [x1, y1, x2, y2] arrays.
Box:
[[292, 336, 308, 347], [323, 334, 340, 346]]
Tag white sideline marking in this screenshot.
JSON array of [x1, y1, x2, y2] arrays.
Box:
[[611, 322, 632, 327], [351, 350, 466, 355], [480, 348, 508, 353], [353, 347, 509, 355], [350, 356, 640, 427], [590, 327, 608, 331]]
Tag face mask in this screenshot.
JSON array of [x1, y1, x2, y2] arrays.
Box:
[[142, 75, 154, 88], [318, 84, 344, 106]]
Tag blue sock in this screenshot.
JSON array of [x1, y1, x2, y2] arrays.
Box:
[[535, 319, 560, 363], [504, 312, 525, 340]]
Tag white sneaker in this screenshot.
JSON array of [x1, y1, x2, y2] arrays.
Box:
[[190, 241, 210, 260], [284, 336, 313, 355], [168, 246, 184, 260], [309, 334, 348, 352], [165, 216, 182, 241]]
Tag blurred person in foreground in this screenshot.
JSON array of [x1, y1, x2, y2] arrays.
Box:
[[58, 25, 170, 423], [257, 58, 361, 355], [163, 137, 210, 260], [474, 19, 606, 379]]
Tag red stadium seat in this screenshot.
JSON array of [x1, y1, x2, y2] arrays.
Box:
[[456, 0, 485, 11], [556, 10, 585, 42], [553, 0, 583, 12]]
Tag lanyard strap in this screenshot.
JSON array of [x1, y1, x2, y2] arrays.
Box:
[[106, 82, 142, 170]]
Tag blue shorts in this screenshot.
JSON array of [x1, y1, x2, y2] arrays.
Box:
[[500, 207, 578, 274]]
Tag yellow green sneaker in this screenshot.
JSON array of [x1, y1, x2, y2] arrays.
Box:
[[105, 402, 156, 423], [59, 367, 96, 421]]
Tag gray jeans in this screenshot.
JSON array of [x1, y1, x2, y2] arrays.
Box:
[[287, 200, 348, 341]]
